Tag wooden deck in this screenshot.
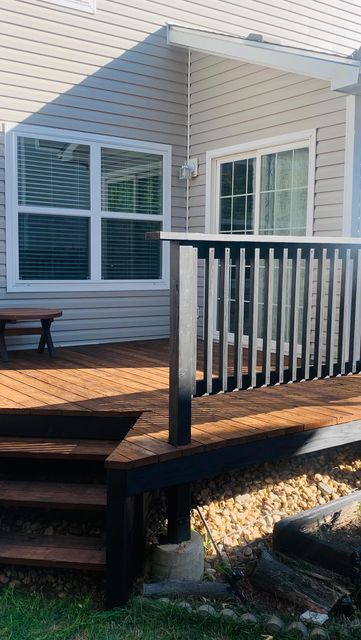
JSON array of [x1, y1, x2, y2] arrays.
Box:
[[1, 339, 361, 482]]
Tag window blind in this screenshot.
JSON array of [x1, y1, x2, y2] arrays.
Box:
[[19, 214, 90, 280], [102, 219, 161, 280], [17, 137, 90, 210], [101, 148, 162, 215]]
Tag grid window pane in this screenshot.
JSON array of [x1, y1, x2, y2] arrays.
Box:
[[17, 137, 90, 209], [101, 148, 163, 215], [102, 219, 161, 280], [219, 157, 256, 234], [259, 147, 309, 235], [19, 213, 90, 280]]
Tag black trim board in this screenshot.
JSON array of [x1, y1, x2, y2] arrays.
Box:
[[0, 412, 141, 441], [125, 419, 361, 496]]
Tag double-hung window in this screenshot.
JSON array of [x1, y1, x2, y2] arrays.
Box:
[[209, 132, 315, 343], [6, 127, 171, 292]]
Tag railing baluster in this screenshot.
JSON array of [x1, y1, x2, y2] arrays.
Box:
[[349, 248, 361, 373], [248, 247, 260, 388], [314, 248, 327, 379], [338, 248, 351, 375], [325, 247, 339, 378], [262, 247, 274, 386], [203, 247, 216, 394], [234, 247, 246, 390], [275, 248, 288, 384], [219, 246, 230, 392], [301, 247, 314, 381], [289, 247, 302, 382]]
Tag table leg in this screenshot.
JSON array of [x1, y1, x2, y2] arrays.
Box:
[[39, 319, 56, 358], [0, 321, 8, 363]]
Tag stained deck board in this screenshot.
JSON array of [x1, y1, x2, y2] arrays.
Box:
[[1, 340, 361, 470], [0, 480, 107, 510], [0, 437, 116, 460], [0, 534, 105, 570]]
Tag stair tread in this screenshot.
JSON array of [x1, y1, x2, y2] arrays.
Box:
[[0, 480, 107, 510], [0, 533, 106, 570], [0, 437, 116, 460]]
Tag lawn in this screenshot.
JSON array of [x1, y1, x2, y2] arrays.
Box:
[[0, 588, 359, 640]]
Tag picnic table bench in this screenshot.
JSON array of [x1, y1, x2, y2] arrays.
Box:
[[0, 308, 63, 362]]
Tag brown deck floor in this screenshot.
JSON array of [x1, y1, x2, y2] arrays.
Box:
[[1, 339, 361, 470]]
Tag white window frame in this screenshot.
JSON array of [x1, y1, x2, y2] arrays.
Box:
[[5, 124, 171, 293], [38, 0, 96, 13], [205, 130, 316, 236]]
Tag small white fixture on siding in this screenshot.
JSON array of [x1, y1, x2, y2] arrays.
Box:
[[179, 158, 198, 180], [39, 0, 96, 13]]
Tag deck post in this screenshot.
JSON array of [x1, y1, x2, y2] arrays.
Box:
[[106, 470, 144, 608], [167, 241, 197, 544], [168, 242, 197, 447], [167, 483, 191, 543]]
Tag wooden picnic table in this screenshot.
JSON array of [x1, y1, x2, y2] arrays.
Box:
[[0, 308, 63, 362]]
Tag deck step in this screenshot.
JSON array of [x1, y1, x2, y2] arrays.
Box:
[[0, 480, 107, 510], [0, 437, 116, 460], [0, 533, 106, 570]]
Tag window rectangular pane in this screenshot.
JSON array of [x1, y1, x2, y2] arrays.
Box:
[[219, 157, 255, 234], [19, 213, 90, 280], [17, 137, 90, 209], [276, 149, 293, 190], [220, 163, 232, 196], [102, 219, 162, 280], [101, 148, 163, 215], [261, 154, 276, 191], [293, 148, 309, 188], [260, 147, 309, 235]]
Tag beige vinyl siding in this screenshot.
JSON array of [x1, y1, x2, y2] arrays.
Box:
[[0, 0, 358, 348], [189, 53, 347, 237], [0, 0, 190, 348]]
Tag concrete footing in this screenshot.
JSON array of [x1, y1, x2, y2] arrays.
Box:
[[151, 531, 204, 581]]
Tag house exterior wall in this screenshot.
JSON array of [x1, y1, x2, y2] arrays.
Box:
[[188, 53, 348, 237], [0, 0, 359, 347]]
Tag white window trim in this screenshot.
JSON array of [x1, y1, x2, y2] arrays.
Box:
[[205, 130, 316, 237], [5, 124, 171, 293], [343, 95, 361, 236], [38, 0, 96, 13]]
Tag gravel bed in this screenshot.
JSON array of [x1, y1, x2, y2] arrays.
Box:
[[191, 444, 361, 566]]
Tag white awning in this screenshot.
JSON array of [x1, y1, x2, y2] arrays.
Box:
[[167, 24, 361, 94]]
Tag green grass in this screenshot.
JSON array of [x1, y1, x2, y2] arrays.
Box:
[[0, 587, 359, 640]]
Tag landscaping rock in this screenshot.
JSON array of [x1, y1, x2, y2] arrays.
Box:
[[240, 613, 258, 624], [286, 621, 309, 638], [300, 612, 328, 626], [220, 608, 239, 622], [176, 601, 192, 613], [265, 614, 285, 633], [309, 628, 328, 639], [317, 483, 333, 498], [197, 604, 216, 617]]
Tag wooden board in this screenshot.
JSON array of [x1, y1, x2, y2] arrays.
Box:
[[0, 480, 107, 510], [0, 534, 105, 570]]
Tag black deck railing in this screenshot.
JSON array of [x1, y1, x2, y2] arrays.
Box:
[[148, 232, 361, 447]]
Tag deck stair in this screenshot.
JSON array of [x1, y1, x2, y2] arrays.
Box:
[[0, 437, 110, 574]]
